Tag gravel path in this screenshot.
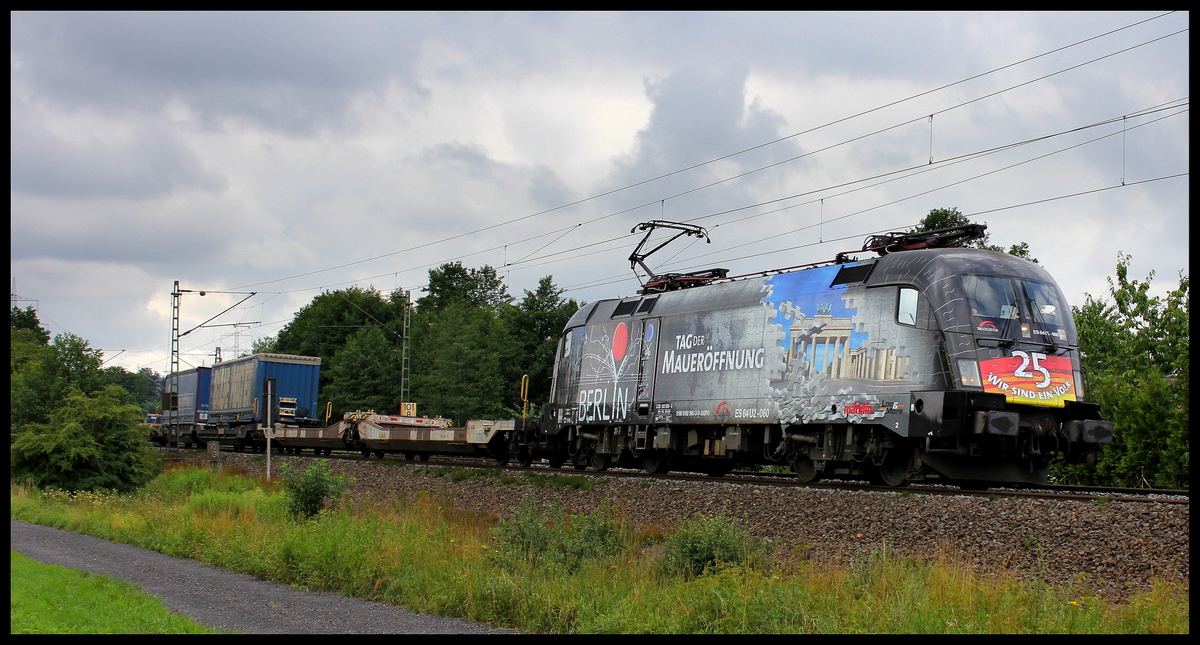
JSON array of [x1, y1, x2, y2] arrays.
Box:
[[9, 520, 518, 634]]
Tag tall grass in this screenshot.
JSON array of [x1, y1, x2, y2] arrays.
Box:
[[9, 466, 1189, 634]]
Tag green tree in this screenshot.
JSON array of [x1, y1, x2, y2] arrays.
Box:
[[101, 366, 163, 413], [1053, 253, 1188, 488], [11, 305, 51, 345], [323, 327, 402, 418], [908, 207, 1038, 263], [10, 385, 159, 492], [273, 286, 409, 419], [500, 276, 580, 411], [410, 302, 510, 423], [249, 334, 278, 356], [12, 331, 111, 438], [417, 262, 511, 312]]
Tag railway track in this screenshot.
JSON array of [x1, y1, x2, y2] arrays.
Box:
[[167, 445, 1189, 505]]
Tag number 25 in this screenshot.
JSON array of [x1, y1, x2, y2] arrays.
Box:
[[1013, 351, 1051, 388]]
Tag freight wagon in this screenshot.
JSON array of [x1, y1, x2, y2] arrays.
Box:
[[155, 367, 211, 448], [199, 353, 322, 449]]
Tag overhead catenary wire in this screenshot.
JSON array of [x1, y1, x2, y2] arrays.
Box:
[[236, 98, 1187, 301], [227, 13, 1183, 293], [558, 172, 1189, 294]]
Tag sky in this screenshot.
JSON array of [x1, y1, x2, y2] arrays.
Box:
[[10, 11, 1190, 375]]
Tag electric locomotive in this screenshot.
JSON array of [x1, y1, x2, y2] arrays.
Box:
[[521, 222, 1113, 486]]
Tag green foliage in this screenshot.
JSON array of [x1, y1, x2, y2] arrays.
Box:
[[411, 302, 511, 423], [417, 262, 511, 312], [499, 276, 580, 410], [491, 496, 627, 572], [272, 285, 410, 417], [11, 305, 51, 345], [277, 461, 353, 520], [10, 551, 219, 634], [909, 207, 1038, 263], [522, 471, 596, 490], [324, 327, 402, 417], [141, 466, 260, 502], [1054, 253, 1189, 489], [661, 513, 771, 579], [11, 319, 155, 439], [10, 478, 1191, 634], [10, 385, 160, 493]]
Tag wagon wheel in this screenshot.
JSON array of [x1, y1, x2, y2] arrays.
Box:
[[516, 447, 533, 468], [548, 454, 565, 469], [641, 450, 671, 475], [361, 447, 372, 458], [589, 452, 611, 472], [790, 454, 821, 483], [704, 463, 731, 478]]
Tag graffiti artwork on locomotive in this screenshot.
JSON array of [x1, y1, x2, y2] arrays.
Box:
[[519, 222, 1113, 486], [155, 223, 1113, 487]]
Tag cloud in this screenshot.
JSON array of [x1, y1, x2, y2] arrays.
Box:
[[11, 11, 431, 135], [10, 102, 224, 200], [604, 66, 806, 222]]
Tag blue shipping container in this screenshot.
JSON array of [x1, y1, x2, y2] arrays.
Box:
[[209, 353, 321, 425], [165, 367, 211, 425]]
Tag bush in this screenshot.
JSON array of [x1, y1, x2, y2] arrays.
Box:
[[277, 461, 352, 520], [661, 513, 770, 578], [492, 496, 627, 572], [10, 386, 159, 493]]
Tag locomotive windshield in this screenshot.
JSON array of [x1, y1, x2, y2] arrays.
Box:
[[962, 274, 1069, 343]]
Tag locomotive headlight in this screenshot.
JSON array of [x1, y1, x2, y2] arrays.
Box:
[[958, 359, 982, 388], [1073, 370, 1084, 398]]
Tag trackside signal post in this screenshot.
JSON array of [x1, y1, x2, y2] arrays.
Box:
[[264, 378, 276, 481]]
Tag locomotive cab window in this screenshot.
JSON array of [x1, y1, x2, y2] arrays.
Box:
[[897, 287, 918, 326]]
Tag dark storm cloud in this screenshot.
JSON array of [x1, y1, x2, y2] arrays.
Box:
[[604, 66, 805, 221], [11, 11, 431, 135]]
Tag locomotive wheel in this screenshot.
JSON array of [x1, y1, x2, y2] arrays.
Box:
[[589, 452, 611, 472], [641, 450, 671, 475], [875, 447, 911, 488], [790, 454, 820, 483]]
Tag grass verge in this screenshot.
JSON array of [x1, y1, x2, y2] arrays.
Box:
[[9, 465, 1190, 634]]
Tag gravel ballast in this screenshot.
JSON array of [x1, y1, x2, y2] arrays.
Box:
[[220, 452, 1188, 603]]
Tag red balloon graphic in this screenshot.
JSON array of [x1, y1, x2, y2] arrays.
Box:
[[612, 323, 628, 361]]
